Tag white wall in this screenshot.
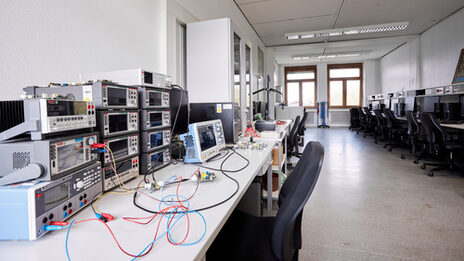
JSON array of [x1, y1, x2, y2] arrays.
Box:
[[172, 0, 267, 94], [421, 8, 464, 88], [380, 38, 420, 93], [0, 0, 166, 100], [380, 8, 464, 92]]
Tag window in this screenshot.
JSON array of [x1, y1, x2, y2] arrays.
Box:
[[328, 63, 362, 108], [285, 66, 317, 107]]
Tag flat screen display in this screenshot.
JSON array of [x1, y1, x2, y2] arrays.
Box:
[[107, 87, 127, 106], [198, 124, 216, 151], [104, 159, 132, 179], [149, 112, 162, 127], [44, 183, 69, 211], [149, 92, 162, 106], [169, 88, 189, 135], [57, 141, 84, 173], [150, 152, 164, 168], [423, 96, 440, 113], [47, 100, 86, 116], [109, 138, 128, 159], [109, 114, 128, 133], [150, 132, 163, 148]]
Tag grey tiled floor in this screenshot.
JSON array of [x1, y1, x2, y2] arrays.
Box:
[[297, 128, 464, 261]]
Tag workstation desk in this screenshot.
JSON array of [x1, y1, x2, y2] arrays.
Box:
[[241, 119, 292, 215], [0, 141, 275, 261]]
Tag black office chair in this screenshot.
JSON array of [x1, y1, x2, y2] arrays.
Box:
[[206, 142, 325, 261], [419, 113, 464, 176], [373, 109, 387, 144], [287, 115, 301, 158], [400, 111, 426, 162], [361, 107, 376, 137], [297, 111, 308, 146], [383, 109, 407, 151], [356, 107, 366, 134], [349, 108, 360, 131]]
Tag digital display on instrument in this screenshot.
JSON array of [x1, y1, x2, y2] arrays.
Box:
[[107, 87, 127, 106], [149, 112, 162, 127], [150, 152, 164, 168], [57, 142, 84, 173], [108, 139, 128, 159], [44, 183, 69, 211], [104, 159, 132, 178], [149, 92, 162, 106], [47, 101, 86, 116], [198, 124, 216, 151], [109, 114, 128, 133], [150, 132, 163, 148]]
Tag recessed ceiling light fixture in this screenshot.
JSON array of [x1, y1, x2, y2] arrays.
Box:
[[285, 21, 409, 40], [292, 51, 372, 60]]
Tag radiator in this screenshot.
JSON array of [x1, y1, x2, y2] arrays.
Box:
[[328, 110, 350, 127]]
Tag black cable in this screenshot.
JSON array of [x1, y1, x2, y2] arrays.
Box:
[[132, 148, 247, 214], [169, 84, 185, 142]]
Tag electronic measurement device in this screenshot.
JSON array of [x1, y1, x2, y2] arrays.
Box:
[[81, 69, 172, 89], [0, 163, 102, 240], [139, 87, 170, 109], [0, 133, 98, 185], [0, 99, 96, 141], [140, 147, 171, 175], [140, 129, 170, 153], [101, 134, 139, 164], [103, 156, 139, 191], [140, 109, 171, 131], [98, 110, 139, 137], [180, 120, 226, 163], [24, 81, 138, 109]]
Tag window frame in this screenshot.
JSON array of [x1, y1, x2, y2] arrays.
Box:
[[327, 63, 363, 108], [284, 65, 317, 108]]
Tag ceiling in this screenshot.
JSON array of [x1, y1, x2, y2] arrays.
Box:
[[274, 35, 417, 65], [235, 0, 464, 46]]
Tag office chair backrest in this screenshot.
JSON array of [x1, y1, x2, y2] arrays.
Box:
[[383, 109, 398, 128], [288, 115, 301, 148], [373, 109, 385, 127], [272, 141, 324, 261], [357, 107, 366, 119], [429, 113, 448, 146], [419, 113, 436, 144], [405, 110, 419, 136], [297, 111, 308, 136], [362, 107, 373, 121]]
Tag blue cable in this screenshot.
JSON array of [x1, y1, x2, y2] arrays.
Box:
[[65, 220, 75, 261], [166, 209, 207, 246]]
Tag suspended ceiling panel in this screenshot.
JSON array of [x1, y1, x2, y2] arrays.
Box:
[[236, 0, 464, 46]]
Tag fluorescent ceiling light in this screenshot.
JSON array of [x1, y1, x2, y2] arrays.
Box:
[[285, 21, 409, 40], [292, 51, 371, 60]]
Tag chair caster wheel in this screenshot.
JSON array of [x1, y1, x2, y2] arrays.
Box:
[[401, 155, 406, 159], [420, 164, 426, 169], [383, 145, 387, 148], [374, 141, 378, 144], [388, 148, 392, 152], [413, 160, 419, 164], [428, 171, 434, 177], [363, 135, 366, 138]]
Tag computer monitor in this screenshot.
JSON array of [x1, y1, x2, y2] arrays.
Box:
[[423, 96, 440, 113], [169, 88, 189, 135], [180, 119, 226, 163], [404, 97, 416, 112]]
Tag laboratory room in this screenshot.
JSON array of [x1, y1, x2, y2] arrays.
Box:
[[1, 0, 464, 260]]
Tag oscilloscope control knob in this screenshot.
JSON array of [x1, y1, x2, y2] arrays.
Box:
[[76, 181, 84, 189], [87, 137, 95, 145]]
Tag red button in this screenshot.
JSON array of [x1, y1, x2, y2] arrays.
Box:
[[88, 105, 91, 109], [68, 209, 72, 215], [36, 193, 42, 199], [92, 105, 95, 109], [83, 200, 87, 204]]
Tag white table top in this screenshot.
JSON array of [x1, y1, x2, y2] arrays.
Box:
[[0, 142, 275, 261]]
